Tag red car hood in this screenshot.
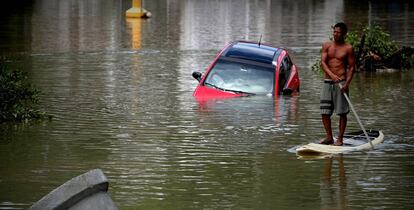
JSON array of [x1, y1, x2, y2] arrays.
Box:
[[193, 85, 241, 101]]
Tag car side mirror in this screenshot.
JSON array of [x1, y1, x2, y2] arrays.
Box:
[[192, 72, 202, 81]]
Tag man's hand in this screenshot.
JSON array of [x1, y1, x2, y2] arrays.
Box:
[[339, 82, 349, 93], [330, 73, 341, 82]]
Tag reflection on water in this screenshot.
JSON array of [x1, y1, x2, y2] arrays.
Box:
[[195, 96, 300, 137], [320, 155, 348, 210], [0, 0, 413, 209], [126, 18, 142, 50]]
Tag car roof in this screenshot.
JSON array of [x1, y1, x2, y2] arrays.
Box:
[[221, 41, 283, 64]]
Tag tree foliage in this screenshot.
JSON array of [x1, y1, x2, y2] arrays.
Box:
[[312, 24, 413, 72], [349, 25, 398, 59], [0, 58, 46, 122]]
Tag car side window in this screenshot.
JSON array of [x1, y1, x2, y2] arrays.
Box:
[[278, 56, 293, 91], [278, 57, 286, 90], [284, 56, 292, 78]]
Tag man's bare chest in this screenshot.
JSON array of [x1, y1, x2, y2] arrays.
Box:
[[327, 45, 347, 60]]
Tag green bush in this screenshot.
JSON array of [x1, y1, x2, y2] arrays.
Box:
[[352, 25, 398, 60], [0, 58, 46, 122], [311, 24, 411, 72]]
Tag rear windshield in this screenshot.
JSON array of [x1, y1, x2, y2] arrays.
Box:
[[204, 58, 275, 95]]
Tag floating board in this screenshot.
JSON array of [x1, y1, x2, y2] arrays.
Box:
[[296, 130, 384, 156]]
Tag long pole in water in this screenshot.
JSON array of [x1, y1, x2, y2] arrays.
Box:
[[338, 83, 374, 149]]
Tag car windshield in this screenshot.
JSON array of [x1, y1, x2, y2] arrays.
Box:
[[204, 58, 275, 95]]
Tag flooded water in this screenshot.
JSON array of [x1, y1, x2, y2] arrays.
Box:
[[1, 0, 414, 209]]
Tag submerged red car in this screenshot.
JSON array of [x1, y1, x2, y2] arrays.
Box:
[[192, 40, 300, 99]]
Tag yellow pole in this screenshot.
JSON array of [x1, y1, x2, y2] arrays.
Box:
[[126, 0, 151, 18], [132, 0, 141, 8]]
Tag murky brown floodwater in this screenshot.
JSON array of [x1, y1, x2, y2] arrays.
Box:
[[1, 0, 413, 209]]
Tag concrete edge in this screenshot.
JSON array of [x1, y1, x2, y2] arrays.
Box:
[[29, 169, 109, 210]]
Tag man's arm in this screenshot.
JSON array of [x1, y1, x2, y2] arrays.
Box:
[[342, 45, 355, 92], [321, 42, 341, 82]]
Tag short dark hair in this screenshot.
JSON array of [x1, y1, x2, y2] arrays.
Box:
[[334, 22, 348, 34]]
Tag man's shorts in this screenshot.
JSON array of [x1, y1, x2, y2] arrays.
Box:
[[320, 80, 349, 115]]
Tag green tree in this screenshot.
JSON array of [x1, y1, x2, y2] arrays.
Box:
[[0, 58, 46, 122], [312, 24, 412, 72]]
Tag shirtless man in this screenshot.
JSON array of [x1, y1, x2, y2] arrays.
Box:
[[319, 22, 355, 146]]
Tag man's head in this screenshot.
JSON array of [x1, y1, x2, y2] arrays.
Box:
[[333, 22, 347, 43]]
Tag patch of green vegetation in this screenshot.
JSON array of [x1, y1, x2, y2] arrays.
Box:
[[312, 24, 413, 72], [350, 25, 398, 59], [0, 57, 49, 123]]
